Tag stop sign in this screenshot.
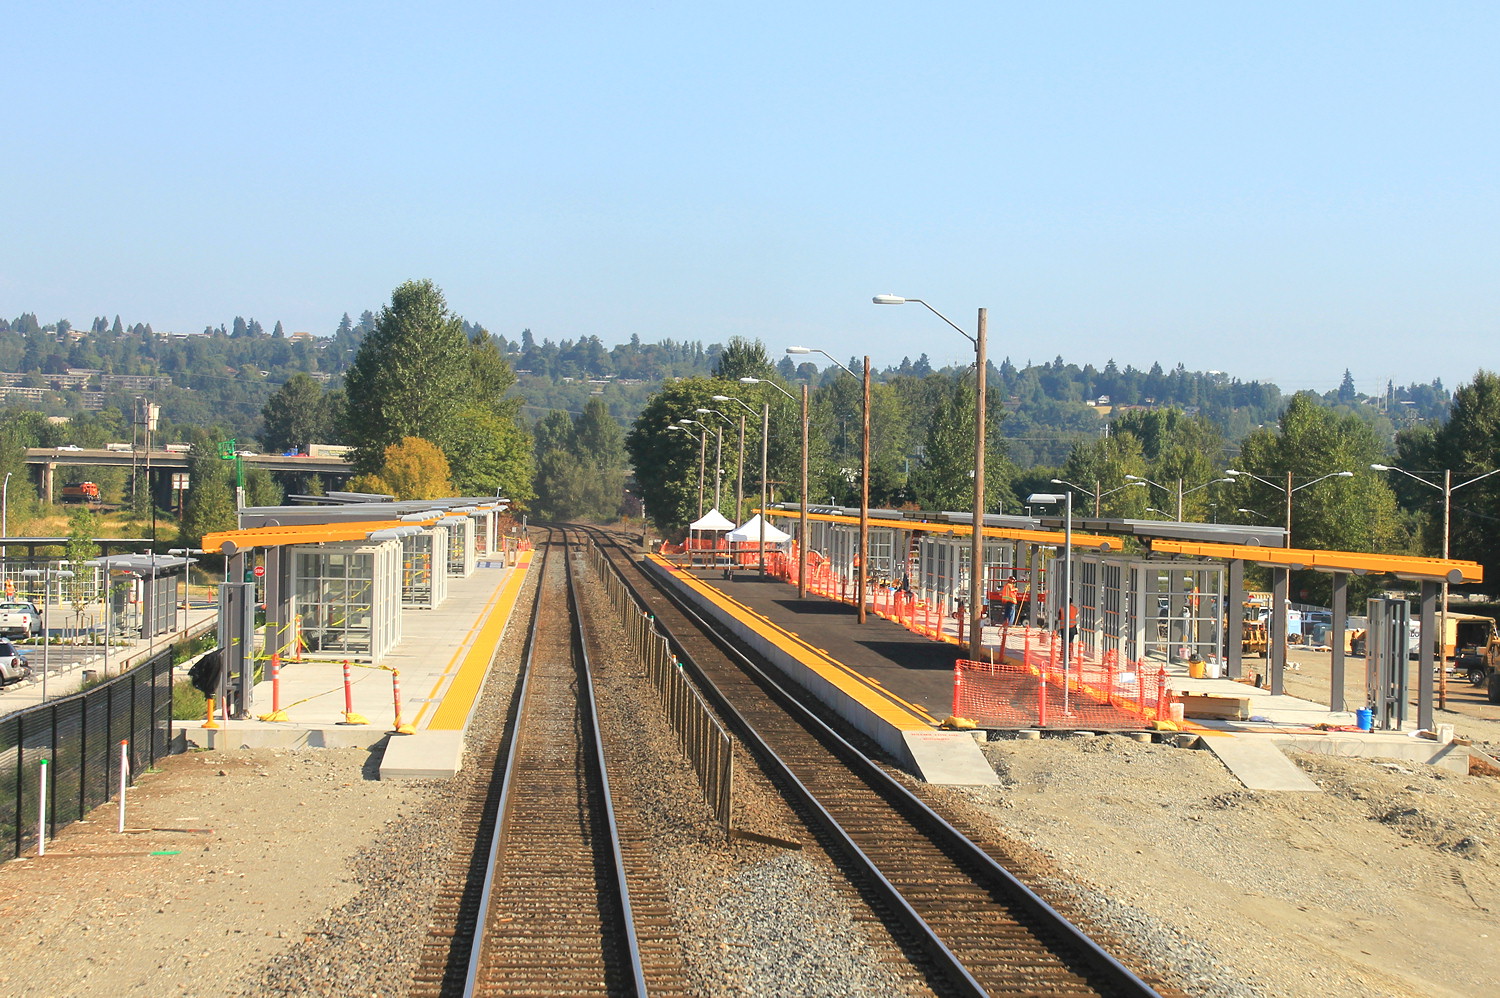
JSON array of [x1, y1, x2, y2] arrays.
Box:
[[253, 565, 265, 578]]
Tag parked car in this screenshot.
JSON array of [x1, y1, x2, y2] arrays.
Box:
[[0, 640, 31, 685], [0, 600, 40, 638]]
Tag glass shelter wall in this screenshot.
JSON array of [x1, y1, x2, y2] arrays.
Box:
[[445, 517, 476, 578], [401, 525, 449, 609], [292, 540, 402, 662]]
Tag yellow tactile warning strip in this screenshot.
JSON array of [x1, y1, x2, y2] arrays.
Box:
[[420, 551, 534, 730], [650, 554, 938, 729]]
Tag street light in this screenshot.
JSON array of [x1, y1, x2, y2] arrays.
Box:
[[667, 424, 707, 520], [707, 400, 749, 523], [1124, 475, 1235, 521], [875, 295, 987, 654], [22, 565, 74, 701], [788, 347, 872, 624], [1027, 491, 1074, 712], [2, 470, 11, 571], [698, 407, 740, 522], [1223, 469, 1354, 547], [1372, 462, 1500, 709], [1050, 478, 1145, 517], [682, 417, 723, 512], [725, 386, 787, 582]]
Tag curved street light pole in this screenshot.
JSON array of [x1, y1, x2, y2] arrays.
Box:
[[696, 408, 738, 516], [1051, 478, 1145, 518], [668, 423, 706, 521], [874, 297, 986, 654]]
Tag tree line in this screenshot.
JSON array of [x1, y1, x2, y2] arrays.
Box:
[[621, 337, 1500, 609]]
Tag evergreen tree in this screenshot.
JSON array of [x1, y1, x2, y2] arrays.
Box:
[[272, 320, 285, 339], [713, 337, 775, 381], [342, 279, 474, 476], [261, 373, 330, 453]]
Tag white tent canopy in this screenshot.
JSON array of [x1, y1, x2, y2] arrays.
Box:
[[726, 514, 791, 544], [689, 508, 736, 531]]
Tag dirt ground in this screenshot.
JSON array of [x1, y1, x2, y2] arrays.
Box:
[[0, 747, 432, 998]]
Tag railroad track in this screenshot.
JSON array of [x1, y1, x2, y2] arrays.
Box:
[[579, 525, 1178, 998], [412, 527, 688, 998]]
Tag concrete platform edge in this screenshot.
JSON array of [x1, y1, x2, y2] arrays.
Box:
[[647, 560, 998, 786], [380, 731, 466, 779]]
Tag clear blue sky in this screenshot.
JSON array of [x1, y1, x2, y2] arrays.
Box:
[[5, 2, 1496, 395]]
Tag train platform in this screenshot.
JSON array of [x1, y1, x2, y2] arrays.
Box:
[[188, 551, 534, 780], [653, 561, 1476, 790]]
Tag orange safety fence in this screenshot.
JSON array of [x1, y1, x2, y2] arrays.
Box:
[[952, 645, 1173, 731]]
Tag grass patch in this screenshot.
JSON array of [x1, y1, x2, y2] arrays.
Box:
[[172, 679, 208, 721]]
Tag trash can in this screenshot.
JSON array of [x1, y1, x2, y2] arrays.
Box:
[[82, 669, 99, 683]]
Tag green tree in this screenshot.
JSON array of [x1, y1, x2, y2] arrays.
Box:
[[342, 280, 473, 475], [713, 337, 775, 382], [1230, 393, 1400, 605], [181, 434, 238, 546], [534, 398, 628, 520], [1402, 370, 1500, 581], [261, 373, 332, 453], [906, 378, 1014, 513], [63, 507, 100, 622]]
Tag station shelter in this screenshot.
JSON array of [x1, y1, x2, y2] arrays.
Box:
[[767, 504, 1480, 733], [444, 512, 477, 578], [201, 496, 510, 719], [291, 538, 403, 660], [401, 521, 450, 609], [88, 552, 196, 640]]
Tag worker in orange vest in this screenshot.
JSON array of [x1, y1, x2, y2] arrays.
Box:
[[998, 577, 1019, 626], [1056, 602, 1079, 647]]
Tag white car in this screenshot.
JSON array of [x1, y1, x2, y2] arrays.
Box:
[[55, 444, 82, 452], [0, 601, 39, 638], [0, 639, 30, 684]]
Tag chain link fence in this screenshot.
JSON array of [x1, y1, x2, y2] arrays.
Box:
[[0, 650, 176, 862]]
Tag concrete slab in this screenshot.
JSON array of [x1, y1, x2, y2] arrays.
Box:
[[191, 722, 388, 750], [1203, 736, 1321, 791], [902, 731, 1001, 786], [380, 730, 465, 779]]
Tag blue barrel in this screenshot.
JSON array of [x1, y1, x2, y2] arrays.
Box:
[[1356, 707, 1374, 731]]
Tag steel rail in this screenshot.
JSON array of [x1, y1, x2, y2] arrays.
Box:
[[583, 526, 1164, 998], [461, 528, 646, 998]]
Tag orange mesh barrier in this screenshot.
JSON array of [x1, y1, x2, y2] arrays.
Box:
[[952, 648, 1173, 730]]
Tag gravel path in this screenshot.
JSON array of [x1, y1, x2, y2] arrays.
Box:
[[2, 555, 1498, 997]]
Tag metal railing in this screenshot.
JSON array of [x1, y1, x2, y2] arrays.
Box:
[[0, 650, 176, 862], [588, 542, 733, 833]]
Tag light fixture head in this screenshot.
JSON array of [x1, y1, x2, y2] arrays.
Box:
[[739, 377, 761, 383], [695, 408, 711, 414], [1225, 469, 1242, 476], [1027, 493, 1065, 504], [1336, 470, 1354, 477], [711, 395, 733, 401], [872, 294, 907, 305], [1125, 474, 1143, 481], [1370, 463, 1389, 471], [785, 347, 812, 355]]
